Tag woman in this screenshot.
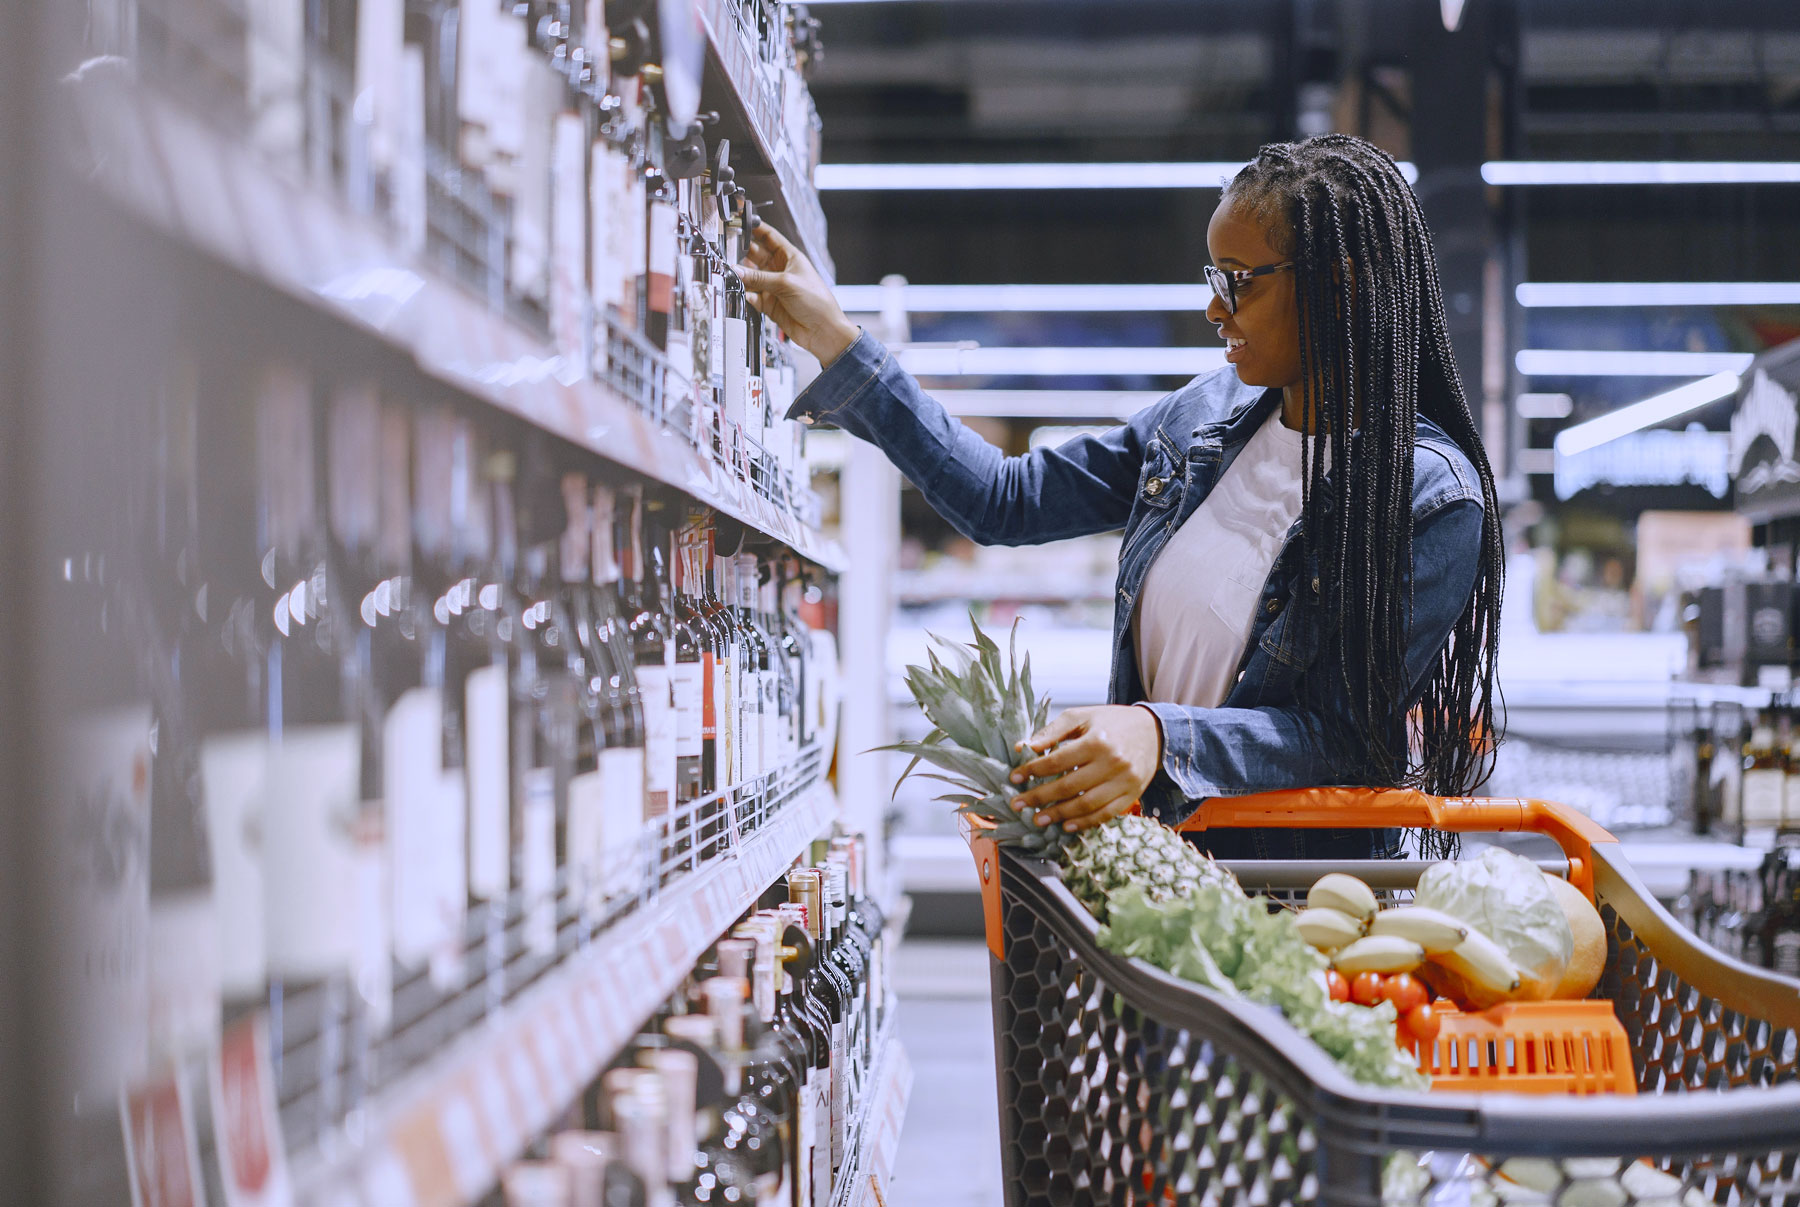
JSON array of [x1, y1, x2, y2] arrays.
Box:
[[738, 134, 1502, 860]]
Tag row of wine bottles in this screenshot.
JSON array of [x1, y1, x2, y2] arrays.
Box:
[[97, 0, 826, 502], [499, 837, 889, 1207], [59, 342, 841, 1114]]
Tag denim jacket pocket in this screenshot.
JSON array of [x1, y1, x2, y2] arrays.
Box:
[[1136, 435, 1183, 512]]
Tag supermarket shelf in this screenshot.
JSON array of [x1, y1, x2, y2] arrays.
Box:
[[695, 0, 834, 283], [832, 1015, 913, 1207], [289, 778, 840, 1207], [66, 74, 845, 574]]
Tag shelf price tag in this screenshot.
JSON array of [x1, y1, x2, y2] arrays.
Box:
[[208, 1015, 292, 1207], [120, 1065, 206, 1207]]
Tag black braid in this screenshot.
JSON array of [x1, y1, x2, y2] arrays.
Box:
[[1224, 135, 1504, 856]]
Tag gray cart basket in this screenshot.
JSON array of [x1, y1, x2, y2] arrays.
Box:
[[964, 789, 1800, 1206]]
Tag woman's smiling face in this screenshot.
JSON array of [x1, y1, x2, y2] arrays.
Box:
[[1205, 197, 1304, 391]]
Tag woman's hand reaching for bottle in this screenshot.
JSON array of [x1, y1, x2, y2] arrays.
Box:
[[736, 223, 861, 367], [1008, 705, 1165, 832]]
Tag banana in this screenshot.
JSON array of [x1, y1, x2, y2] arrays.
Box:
[[1369, 906, 1469, 955], [1293, 907, 1366, 952], [1434, 927, 1522, 998], [1330, 934, 1425, 975], [1307, 873, 1378, 924]]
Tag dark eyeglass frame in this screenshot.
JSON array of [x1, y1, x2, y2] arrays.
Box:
[[1204, 261, 1295, 314]]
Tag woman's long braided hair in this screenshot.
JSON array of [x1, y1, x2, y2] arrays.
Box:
[[1225, 135, 1503, 842]]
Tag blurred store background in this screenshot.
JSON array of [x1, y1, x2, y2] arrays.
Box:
[[12, 1, 1800, 1205]]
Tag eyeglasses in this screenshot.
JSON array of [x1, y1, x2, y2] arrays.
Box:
[[1204, 261, 1295, 314]]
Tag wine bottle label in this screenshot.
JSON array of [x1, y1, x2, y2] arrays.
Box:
[[590, 140, 619, 312], [1744, 767, 1785, 824], [386, 687, 451, 970], [710, 271, 727, 384], [639, 665, 678, 817], [201, 731, 270, 999], [263, 723, 360, 978], [567, 767, 606, 916], [811, 1066, 830, 1207], [672, 660, 704, 758], [717, 651, 735, 787], [763, 671, 779, 773], [724, 317, 750, 427], [352, 807, 393, 1033], [429, 769, 469, 991], [702, 649, 718, 745], [465, 663, 511, 901], [735, 649, 751, 782], [550, 112, 589, 369], [522, 768, 557, 956], [795, 1072, 817, 1207], [830, 1019, 848, 1171], [394, 46, 427, 254], [648, 198, 677, 316], [748, 375, 768, 449], [601, 746, 649, 897], [147, 889, 218, 1066], [1785, 772, 1800, 827]]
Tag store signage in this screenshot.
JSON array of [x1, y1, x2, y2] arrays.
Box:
[[1553, 428, 1729, 500], [1731, 345, 1800, 518]]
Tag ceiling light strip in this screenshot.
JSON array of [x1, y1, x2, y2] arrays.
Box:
[[1484, 161, 1800, 185], [1518, 282, 1800, 307], [929, 389, 1166, 419], [1515, 350, 1754, 377], [1553, 372, 1742, 457]]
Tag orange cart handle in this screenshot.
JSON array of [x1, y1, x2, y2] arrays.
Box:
[[1175, 786, 1617, 899]]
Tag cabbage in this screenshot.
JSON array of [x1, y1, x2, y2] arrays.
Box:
[[1098, 881, 1429, 1091], [1414, 848, 1574, 1003]]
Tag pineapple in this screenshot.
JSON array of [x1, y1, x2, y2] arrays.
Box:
[[888, 616, 1232, 923]]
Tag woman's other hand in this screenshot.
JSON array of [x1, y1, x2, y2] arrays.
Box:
[[1008, 705, 1164, 832], [736, 224, 861, 366]]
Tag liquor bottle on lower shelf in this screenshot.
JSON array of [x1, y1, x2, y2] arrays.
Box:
[[663, 1014, 773, 1205], [788, 870, 850, 1181], [616, 487, 677, 849], [736, 553, 773, 785], [506, 1161, 575, 1207], [774, 906, 832, 1207], [649, 510, 706, 815], [1744, 709, 1786, 838]]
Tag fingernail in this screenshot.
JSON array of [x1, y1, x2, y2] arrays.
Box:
[[1010, 773, 1023, 784], [1063, 822, 1077, 832], [1011, 801, 1023, 811]]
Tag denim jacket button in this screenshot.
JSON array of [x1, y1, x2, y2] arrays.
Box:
[[800, 414, 817, 426], [1145, 477, 1166, 497], [1266, 598, 1282, 615]]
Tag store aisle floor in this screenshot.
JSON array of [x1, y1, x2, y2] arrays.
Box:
[[890, 938, 1006, 1207]]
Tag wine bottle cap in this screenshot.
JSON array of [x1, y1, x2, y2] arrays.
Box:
[[643, 1051, 698, 1184], [701, 977, 747, 1049], [613, 1091, 670, 1192], [503, 1161, 573, 1207], [549, 1131, 610, 1207]]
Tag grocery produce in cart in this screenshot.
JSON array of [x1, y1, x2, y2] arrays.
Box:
[[890, 617, 1428, 1090]]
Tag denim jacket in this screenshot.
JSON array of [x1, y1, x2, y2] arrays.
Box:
[[791, 330, 1485, 859]]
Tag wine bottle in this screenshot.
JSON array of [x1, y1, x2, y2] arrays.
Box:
[[651, 511, 705, 813], [617, 487, 677, 846]]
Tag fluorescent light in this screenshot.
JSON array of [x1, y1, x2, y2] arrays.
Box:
[[818, 161, 1419, 191], [1516, 349, 1754, 377], [1518, 282, 1800, 307], [835, 283, 1212, 312], [1516, 393, 1574, 419], [894, 346, 1226, 376], [1483, 161, 1800, 185], [931, 389, 1166, 418], [1553, 372, 1741, 457]]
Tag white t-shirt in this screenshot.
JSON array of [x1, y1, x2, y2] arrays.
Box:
[[1134, 409, 1309, 708]]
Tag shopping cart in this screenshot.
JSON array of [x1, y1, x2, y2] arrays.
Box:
[[962, 788, 1800, 1206]]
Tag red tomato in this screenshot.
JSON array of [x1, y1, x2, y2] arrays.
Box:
[[1351, 972, 1385, 1006], [1381, 973, 1428, 1014], [1405, 1003, 1441, 1043], [1326, 969, 1350, 1003]]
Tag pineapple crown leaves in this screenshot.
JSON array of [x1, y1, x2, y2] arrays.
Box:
[[879, 613, 1052, 802]]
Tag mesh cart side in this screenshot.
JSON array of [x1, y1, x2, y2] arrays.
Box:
[[965, 789, 1800, 1207]]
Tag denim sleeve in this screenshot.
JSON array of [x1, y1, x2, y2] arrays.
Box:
[[1133, 496, 1485, 824], [786, 329, 1156, 546]]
